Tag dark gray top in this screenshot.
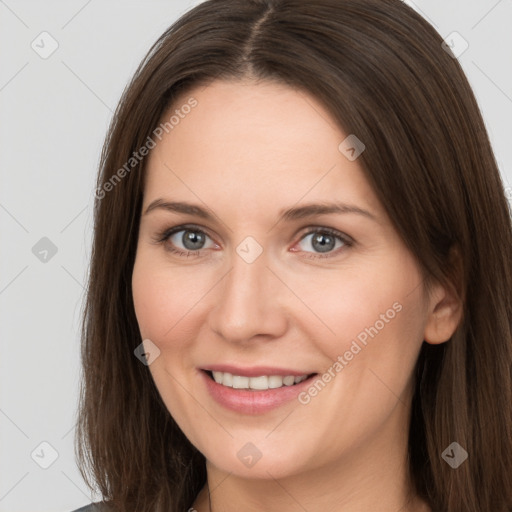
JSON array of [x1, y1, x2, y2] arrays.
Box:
[[71, 503, 106, 512]]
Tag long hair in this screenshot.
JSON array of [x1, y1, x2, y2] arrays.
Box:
[[75, 1, 512, 510]]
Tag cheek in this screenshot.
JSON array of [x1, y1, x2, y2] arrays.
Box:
[[132, 265, 170, 341], [131, 255, 204, 424], [299, 254, 426, 371], [132, 254, 205, 343], [292, 268, 398, 348]]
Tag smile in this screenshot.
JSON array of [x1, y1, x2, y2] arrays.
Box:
[[200, 369, 318, 414], [209, 370, 310, 390]]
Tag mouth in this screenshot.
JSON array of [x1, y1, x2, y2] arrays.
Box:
[[202, 369, 317, 390], [200, 368, 319, 414]]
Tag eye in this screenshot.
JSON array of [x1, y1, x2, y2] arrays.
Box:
[[293, 227, 353, 259], [152, 224, 353, 260], [153, 225, 218, 257]]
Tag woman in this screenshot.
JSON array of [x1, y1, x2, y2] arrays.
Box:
[[73, 0, 512, 511]]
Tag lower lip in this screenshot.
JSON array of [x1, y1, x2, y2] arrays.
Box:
[[200, 370, 317, 415]]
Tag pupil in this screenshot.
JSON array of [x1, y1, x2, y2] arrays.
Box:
[[183, 230, 205, 250], [313, 233, 334, 253]]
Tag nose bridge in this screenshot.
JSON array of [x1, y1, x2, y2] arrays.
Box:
[[208, 240, 287, 342], [224, 255, 264, 309]]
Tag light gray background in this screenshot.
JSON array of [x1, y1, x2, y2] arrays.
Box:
[[0, 1, 511, 511]]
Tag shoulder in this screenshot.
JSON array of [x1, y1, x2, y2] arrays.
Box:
[[70, 503, 108, 512]]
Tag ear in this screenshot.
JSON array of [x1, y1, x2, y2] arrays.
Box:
[[423, 247, 464, 345]]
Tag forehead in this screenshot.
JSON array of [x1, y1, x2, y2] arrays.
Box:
[[143, 79, 383, 220]]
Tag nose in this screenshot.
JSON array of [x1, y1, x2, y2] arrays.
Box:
[[207, 244, 288, 344]]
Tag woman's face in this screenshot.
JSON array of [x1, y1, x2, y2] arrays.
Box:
[[132, 79, 444, 480]]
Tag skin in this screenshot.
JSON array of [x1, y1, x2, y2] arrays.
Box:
[[131, 79, 462, 512]]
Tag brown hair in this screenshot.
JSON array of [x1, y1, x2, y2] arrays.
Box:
[[75, 0, 512, 510]]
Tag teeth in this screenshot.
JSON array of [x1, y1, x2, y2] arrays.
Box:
[[249, 375, 269, 390], [222, 372, 233, 387], [283, 376, 295, 386], [268, 375, 283, 389], [232, 375, 249, 389], [210, 371, 309, 390]]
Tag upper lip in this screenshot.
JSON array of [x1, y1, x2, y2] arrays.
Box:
[[201, 364, 315, 377]]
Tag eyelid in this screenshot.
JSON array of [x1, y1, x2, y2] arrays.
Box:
[[153, 223, 217, 245], [296, 225, 354, 245]]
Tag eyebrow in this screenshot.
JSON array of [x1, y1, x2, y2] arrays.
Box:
[[144, 199, 377, 223]]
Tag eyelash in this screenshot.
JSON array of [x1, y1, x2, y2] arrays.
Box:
[[152, 224, 354, 260]]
